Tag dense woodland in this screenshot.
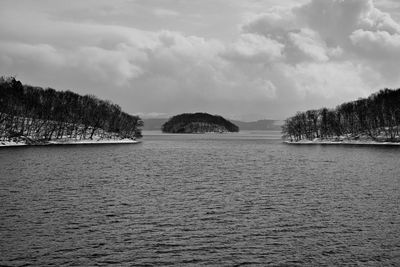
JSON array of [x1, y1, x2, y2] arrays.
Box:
[[231, 119, 281, 131], [162, 113, 239, 133], [282, 88, 400, 142], [0, 76, 143, 141]]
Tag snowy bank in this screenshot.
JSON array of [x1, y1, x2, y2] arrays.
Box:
[[284, 138, 400, 146], [0, 137, 140, 147]]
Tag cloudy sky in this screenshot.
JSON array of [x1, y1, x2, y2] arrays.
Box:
[[1, 0, 400, 120]]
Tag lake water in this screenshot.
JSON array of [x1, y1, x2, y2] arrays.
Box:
[[1, 131, 399, 266]]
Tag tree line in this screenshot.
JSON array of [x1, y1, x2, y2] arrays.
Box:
[[282, 88, 400, 142], [0, 76, 143, 141]]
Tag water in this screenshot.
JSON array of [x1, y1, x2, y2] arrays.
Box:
[[1, 131, 399, 266]]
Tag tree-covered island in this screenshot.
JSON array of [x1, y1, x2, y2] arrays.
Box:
[[0, 76, 143, 146], [282, 88, 400, 144], [162, 113, 239, 133]]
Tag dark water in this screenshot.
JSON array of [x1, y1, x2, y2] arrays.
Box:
[[1, 131, 399, 266]]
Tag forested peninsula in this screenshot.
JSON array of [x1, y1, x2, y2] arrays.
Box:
[[282, 88, 400, 145], [162, 113, 239, 133], [0, 77, 142, 146]]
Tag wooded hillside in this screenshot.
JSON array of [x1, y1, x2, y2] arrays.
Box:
[[282, 88, 400, 142], [0, 77, 142, 141]]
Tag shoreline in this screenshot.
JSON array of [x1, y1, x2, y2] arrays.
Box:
[[0, 138, 140, 147], [284, 139, 400, 146]]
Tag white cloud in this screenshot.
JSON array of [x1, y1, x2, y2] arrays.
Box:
[[222, 33, 284, 63], [0, 42, 65, 67], [282, 62, 369, 99], [288, 28, 330, 62], [359, 7, 400, 33], [242, 8, 298, 39], [350, 30, 400, 57], [153, 8, 180, 17], [72, 46, 145, 85], [242, 1, 400, 80]]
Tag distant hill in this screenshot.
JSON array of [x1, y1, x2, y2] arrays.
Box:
[[142, 118, 168, 130], [144, 118, 281, 131], [231, 119, 282, 131], [162, 113, 239, 133]]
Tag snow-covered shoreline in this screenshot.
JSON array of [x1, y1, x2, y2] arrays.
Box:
[[284, 139, 400, 146], [0, 138, 140, 147]]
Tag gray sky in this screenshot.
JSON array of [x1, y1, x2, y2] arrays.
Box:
[[1, 0, 400, 120]]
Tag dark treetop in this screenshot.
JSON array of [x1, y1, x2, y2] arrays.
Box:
[[0, 76, 143, 142], [162, 112, 239, 133], [282, 88, 400, 142]]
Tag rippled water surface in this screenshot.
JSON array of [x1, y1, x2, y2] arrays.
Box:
[[1, 131, 399, 266]]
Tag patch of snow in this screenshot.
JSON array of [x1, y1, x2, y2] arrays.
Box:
[[285, 140, 400, 146], [48, 138, 139, 145], [0, 140, 27, 147], [0, 137, 139, 147]]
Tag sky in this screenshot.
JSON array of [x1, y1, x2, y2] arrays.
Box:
[[1, 0, 400, 121]]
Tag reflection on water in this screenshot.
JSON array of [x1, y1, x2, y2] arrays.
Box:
[[1, 131, 399, 266]]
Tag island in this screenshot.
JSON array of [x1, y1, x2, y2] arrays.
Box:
[[143, 118, 282, 131], [0, 76, 143, 147], [282, 87, 400, 145], [162, 113, 239, 133]]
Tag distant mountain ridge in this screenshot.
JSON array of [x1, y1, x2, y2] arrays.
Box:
[[142, 118, 168, 130], [143, 118, 282, 131], [230, 119, 282, 131]]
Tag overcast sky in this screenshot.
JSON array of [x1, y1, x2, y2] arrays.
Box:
[[1, 0, 400, 120]]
